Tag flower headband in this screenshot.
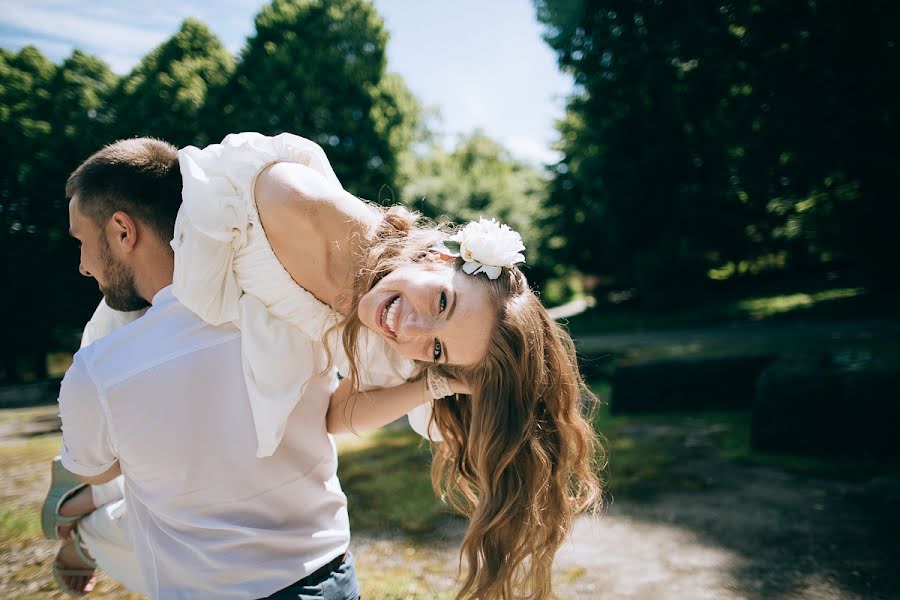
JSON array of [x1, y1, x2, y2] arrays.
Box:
[[435, 218, 526, 280]]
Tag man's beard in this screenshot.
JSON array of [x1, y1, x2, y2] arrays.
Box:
[[98, 235, 151, 312]]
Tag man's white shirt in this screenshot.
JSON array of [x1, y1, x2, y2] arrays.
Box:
[[59, 286, 348, 599]]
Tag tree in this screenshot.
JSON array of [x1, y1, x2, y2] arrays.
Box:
[[111, 18, 234, 148], [0, 47, 59, 380], [0, 46, 122, 381], [214, 0, 407, 198], [402, 131, 554, 287], [535, 0, 900, 308]]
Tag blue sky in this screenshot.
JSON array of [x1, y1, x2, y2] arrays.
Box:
[[0, 0, 572, 164]]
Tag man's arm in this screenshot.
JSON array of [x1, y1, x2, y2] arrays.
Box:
[[58, 354, 120, 481], [77, 461, 121, 486]]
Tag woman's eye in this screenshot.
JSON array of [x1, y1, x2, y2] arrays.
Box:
[[433, 338, 443, 362], [439, 290, 447, 313]]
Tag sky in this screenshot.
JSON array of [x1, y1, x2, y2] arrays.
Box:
[[0, 0, 572, 164]]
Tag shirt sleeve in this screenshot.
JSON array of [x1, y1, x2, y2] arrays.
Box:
[[58, 354, 118, 476]]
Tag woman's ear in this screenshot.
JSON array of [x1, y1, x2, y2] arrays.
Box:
[[426, 248, 456, 263]]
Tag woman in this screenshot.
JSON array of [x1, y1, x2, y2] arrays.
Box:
[[50, 132, 603, 599]]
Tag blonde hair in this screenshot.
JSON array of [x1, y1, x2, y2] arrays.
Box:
[[339, 205, 604, 599]]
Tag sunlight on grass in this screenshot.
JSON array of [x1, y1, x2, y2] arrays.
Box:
[[358, 566, 454, 599], [0, 434, 61, 465], [338, 428, 451, 535], [738, 287, 865, 320], [0, 503, 41, 541], [46, 352, 74, 379]]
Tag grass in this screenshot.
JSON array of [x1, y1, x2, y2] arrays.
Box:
[[736, 287, 865, 320], [335, 380, 900, 523], [0, 434, 62, 463], [336, 428, 450, 535], [592, 381, 900, 493], [0, 503, 42, 540]]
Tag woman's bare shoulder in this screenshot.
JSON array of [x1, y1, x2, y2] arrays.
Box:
[[253, 161, 380, 307], [254, 161, 379, 234]]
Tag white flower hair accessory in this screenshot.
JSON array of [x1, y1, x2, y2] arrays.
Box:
[[438, 218, 526, 280]]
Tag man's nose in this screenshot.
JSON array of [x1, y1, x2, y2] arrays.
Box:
[[79, 263, 90, 277]]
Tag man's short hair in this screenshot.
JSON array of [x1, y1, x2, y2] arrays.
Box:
[[66, 138, 182, 243]]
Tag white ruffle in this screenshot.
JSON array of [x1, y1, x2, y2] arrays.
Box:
[[173, 132, 432, 456], [80, 300, 147, 348]]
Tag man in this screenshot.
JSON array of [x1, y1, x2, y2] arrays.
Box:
[[53, 138, 359, 598]]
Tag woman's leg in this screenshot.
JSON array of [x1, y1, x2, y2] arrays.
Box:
[[76, 497, 148, 595], [56, 477, 124, 539], [54, 476, 147, 595]]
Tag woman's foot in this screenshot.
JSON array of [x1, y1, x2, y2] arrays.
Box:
[[53, 537, 97, 596], [57, 487, 95, 539]]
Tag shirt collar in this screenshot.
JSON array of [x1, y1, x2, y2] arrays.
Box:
[[151, 285, 176, 306]]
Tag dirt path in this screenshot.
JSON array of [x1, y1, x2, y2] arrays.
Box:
[[2, 406, 898, 599]]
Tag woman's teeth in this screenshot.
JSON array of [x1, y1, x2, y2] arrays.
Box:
[[382, 297, 400, 335]]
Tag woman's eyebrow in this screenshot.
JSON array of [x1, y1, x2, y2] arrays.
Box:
[[447, 288, 458, 320]]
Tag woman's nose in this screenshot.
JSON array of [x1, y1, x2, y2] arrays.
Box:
[[403, 311, 434, 339]]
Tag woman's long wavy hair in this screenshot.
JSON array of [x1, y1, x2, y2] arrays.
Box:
[[338, 205, 604, 600]]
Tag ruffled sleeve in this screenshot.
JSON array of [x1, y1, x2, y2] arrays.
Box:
[[173, 132, 342, 327], [80, 300, 147, 348], [174, 131, 441, 453], [174, 132, 343, 457]]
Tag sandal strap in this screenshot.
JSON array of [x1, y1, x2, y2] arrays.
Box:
[[71, 529, 98, 569], [42, 482, 87, 539], [54, 565, 96, 577]]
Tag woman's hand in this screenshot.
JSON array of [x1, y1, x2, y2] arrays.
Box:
[[447, 378, 471, 396]]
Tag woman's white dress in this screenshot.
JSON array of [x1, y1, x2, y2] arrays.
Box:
[[86, 132, 438, 459]]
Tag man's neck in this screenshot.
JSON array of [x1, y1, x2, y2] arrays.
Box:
[[136, 246, 175, 305]]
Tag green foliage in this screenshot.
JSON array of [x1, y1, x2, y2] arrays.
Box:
[[0, 3, 427, 381], [112, 18, 234, 147], [214, 0, 409, 198], [402, 131, 556, 285], [535, 0, 900, 308]]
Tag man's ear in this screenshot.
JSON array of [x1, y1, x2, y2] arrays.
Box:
[[108, 211, 138, 253]]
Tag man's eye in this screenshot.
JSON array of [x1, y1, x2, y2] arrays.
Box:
[[439, 291, 447, 313], [433, 339, 443, 362]]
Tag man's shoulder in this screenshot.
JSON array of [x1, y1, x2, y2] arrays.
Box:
[[77, 299, 241, 391]]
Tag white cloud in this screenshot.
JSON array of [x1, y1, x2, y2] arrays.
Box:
[[0, 0, 178, 72], [504, 135, 562, 166]]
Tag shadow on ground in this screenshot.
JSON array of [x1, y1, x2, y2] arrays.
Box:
[[567, 416, 900, 600], [3, 406, 899, 599]]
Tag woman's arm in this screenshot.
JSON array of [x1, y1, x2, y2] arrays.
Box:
[[327, 376, 469, 435], [254, 161, 380, 312], [327, 377, 430, 434]]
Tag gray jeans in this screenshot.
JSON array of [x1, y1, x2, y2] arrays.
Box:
[[262, 552, 360, 600]]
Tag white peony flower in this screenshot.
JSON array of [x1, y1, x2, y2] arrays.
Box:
[[443, 218, 525, 280]]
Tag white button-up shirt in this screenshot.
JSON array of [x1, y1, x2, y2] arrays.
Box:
[[59, 286, 348, 599]]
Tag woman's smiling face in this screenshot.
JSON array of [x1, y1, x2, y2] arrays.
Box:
[[357, 259, 496, 367]]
